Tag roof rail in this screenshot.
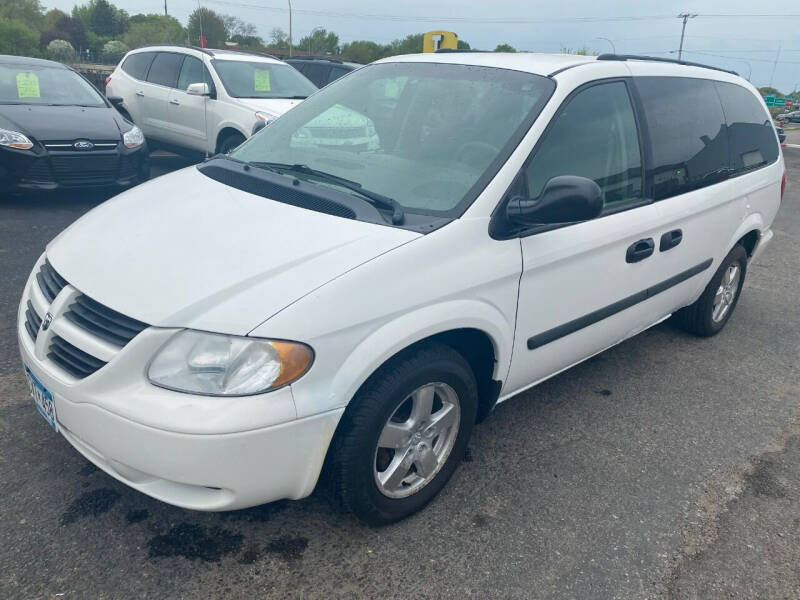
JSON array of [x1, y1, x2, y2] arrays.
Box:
[[285, 55, 343, 63], [596, 53, 738, 76]]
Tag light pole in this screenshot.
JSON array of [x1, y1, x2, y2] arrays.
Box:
[[287, 0, 292, 57], [596, 37, 615, 54], [677, 13, 697, 61]]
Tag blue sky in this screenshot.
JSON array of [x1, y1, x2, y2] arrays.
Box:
[[45, 0, 800, 92]]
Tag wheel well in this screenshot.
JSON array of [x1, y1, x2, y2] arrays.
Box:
[[216, 127, 246, 153], [737, 230, 760, 257]]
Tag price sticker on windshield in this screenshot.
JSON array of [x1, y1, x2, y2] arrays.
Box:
[[17, 72, 40, 99], [254, 69, 271, 92]]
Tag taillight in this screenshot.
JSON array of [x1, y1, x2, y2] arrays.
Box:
[[781, 170, 787, 203], [105, 76, 112, 86]]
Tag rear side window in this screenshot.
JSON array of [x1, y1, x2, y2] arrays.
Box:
[[523, 81, 643, 210], [146, 53, 183, 88], [715, 81, 779, 175], [121, 52, 155, 81], [635, 77, 729, 200], [328, 66, 350, 84], [299, 63, 330, 88]]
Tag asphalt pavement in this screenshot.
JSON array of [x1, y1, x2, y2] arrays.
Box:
[[0, 150, 798, 599]]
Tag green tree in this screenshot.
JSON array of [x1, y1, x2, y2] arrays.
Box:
[[102, 39, 128, 62], [187, 7, 227, 48], [341, 40, 388, 63], [457, 40, 471, 50], [389, 33, 424, 55], [46, 39, 77, 62], [269, 27, 289, 49], [222, 14, 257, 38], [41, 15, 88, 52], [560, 45, 594, 56], [494, 43, 516, 52], [124, 14, 186, 48], [759, 86, 783, 97], [43, 8, 68, 31], [0, 17, 40, 56], [73, 0, 128, 37], [0, 0, 43, 30], [297, 28, 339, 55], [230, 34, 264, 51]]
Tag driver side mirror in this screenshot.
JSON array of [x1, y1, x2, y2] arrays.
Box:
[[506, 175, 603, 226], [186, 82, 211, 97]]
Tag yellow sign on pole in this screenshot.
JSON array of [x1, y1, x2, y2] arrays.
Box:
[[423, 31, 458, 53]]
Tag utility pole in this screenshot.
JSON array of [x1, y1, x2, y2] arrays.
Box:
[[769, 43, 781, 87], [164, 0, 167, 17], [677, 13, 697, 61], [288, 0, 293, 57]]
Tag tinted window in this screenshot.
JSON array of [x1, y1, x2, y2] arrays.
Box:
[[121, 52, 155, 81], [524, 81, 642, 209], [635, 77, 729, 200], [716, 81, 779, 175], [298, 63, 330, 88], [328, 66, 350, 84], [176, 56, 215, 95], [146, 53, 183, 88], [0, 64, 105, 106]]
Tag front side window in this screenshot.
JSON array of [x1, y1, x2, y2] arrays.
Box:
[[177, 56, 215, 95], [230, 62, 554, 216], [523, 81, 643, 210], [0, 64, 105, 107], [635, 77, 730, 200], [146, 53, 183, 88], [715, 81, 779, 175], [211, 60, 317, 99]]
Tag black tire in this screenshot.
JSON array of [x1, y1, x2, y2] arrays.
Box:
[[218, 132, 246, 154], [328, 342, 478, 525], [675, 244, 748, 337]]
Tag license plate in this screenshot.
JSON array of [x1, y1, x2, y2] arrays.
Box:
[[24, 366, 58, 432]]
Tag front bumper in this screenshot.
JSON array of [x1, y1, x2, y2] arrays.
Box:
[[1, 143, 149, 192], [17, 268, 342, 511]]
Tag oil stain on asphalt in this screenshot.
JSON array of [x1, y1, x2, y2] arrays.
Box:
[[60, 488, 120, 525], [147, 523, 244, 562], [265, 536, 309, 562]]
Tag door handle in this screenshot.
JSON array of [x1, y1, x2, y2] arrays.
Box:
[[626, 238, 655, 263], [135, 90, 144, 97], [169, 99, 180, 105], [659, 229, 683, 252]]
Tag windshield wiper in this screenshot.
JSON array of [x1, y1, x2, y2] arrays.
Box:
[[250, 162, 405, 225]]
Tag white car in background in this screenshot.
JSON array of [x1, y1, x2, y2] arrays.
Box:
[[105, 46, 317, 155]]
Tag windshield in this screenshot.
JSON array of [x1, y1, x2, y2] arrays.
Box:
[[212, 60, 317, 99], [231, 62, 554, 216], [0, 64, 105, 106]]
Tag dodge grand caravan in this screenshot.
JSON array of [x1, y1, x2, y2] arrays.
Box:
[[19, 52, 784, 524]]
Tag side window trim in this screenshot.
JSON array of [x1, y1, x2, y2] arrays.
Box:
[[492, 77, 649, 240]]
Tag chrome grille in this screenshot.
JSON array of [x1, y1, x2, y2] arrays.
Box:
[[43, 140, 119, 151], [48, 335, 107, 379], [24, 300, 42, 341], [65, 294, 148, 347], [36, 260, 68, 303]]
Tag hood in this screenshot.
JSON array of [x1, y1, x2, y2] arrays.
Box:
[[235, 98, 302, 117], [46, 166, 420, 335], [0, 104, 122, 141]]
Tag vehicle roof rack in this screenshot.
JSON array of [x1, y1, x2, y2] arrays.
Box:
[[596, 53, 738, 76]]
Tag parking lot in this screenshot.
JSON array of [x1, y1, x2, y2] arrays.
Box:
[[0, 146, 798, 599]]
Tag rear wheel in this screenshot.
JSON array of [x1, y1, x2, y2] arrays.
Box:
[[218, 132, 246, 154], [675, 244, 748, 336], [329, 342, 478, 525]]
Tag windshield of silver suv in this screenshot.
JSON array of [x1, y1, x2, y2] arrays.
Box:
[[0, 64, 105, 106], [230, 62, 555, 216], [211, 59, 317, 99]]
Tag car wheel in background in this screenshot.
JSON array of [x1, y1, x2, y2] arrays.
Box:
[[675, 244, 748, 337], [328, 342, 478, 525], [219, 132, 246, 154]]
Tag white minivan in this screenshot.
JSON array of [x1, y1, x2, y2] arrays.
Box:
[[105, 46, 318, 155], [19, 52, 784, 524]]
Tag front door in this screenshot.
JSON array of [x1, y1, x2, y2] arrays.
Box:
[[164, 55, 212, 153]]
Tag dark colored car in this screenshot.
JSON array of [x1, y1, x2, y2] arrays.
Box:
[[777, 110, 800, 123], [0, 55, 149, 194], [775, 123, 786, 144], [284, 57, 360, 88]]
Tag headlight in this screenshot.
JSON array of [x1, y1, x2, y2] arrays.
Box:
[[255, 111, 275, 125], [122, 125, 144, 148], [147, 330, 313, 396], [0, 128, 33, 150]]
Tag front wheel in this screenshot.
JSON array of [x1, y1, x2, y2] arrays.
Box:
[[675, 244, 748, 336], [329, 342, 478, 525], [218, 132, 246, 154]]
